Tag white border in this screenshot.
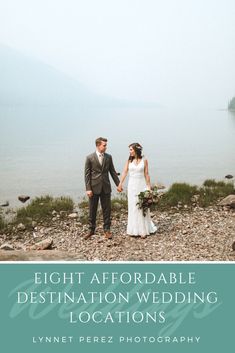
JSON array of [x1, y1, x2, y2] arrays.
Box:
[[1, 261, 235, 264]]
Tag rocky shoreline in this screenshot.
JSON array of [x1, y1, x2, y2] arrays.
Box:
[[0, 202, 235, 261]]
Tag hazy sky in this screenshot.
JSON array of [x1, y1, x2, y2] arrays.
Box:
[[0, 0, 235, 107]]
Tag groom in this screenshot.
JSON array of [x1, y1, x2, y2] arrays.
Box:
[[84, 137, 121, 240]]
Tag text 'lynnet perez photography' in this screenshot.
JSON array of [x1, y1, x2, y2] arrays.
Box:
[[9, 271, 221, 334]]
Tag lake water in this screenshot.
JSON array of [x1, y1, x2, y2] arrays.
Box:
[[0, 105, 235, 207]]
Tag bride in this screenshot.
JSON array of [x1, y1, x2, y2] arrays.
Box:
[[117, 143, 157, 238]]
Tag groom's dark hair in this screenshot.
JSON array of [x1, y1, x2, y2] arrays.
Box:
[[95, 137, 108, 146]]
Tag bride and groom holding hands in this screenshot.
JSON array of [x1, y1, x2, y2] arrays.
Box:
[[84, 137, 157, 240]]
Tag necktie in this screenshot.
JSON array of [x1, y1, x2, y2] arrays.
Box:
[[99, 153, 104, 165]]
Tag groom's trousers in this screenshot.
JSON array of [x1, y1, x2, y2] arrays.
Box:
[[88, 189, 111, 232]]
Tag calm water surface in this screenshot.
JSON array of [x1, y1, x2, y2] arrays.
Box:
[[0, 105, 234, 207]]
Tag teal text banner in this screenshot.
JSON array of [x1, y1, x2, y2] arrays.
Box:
[[0, 263, 234, 353]]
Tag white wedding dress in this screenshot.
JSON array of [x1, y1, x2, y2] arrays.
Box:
[[127, 158, 157, 236]]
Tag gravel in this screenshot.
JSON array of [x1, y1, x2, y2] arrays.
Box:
[[0, 206, 234, 261]]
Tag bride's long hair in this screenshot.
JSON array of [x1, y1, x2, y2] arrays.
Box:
[[128, 142, 143, 162]]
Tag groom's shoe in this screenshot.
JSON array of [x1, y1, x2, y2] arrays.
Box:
[[84, 230, 95, 240], [104, 231, 112, 239]]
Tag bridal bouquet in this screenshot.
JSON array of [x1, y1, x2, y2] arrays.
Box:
[[136, 186, 159, 216]]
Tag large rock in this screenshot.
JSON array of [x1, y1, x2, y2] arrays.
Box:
[[0, 201, 9, 207], [218, 195, 235, 208], [17, 223, 26, 231], [68, 213, 78, 219], [0, 243, 14, 251], [18, 195, 30, 203], [0, 250, 87, 261], [29, 238, 53, 250]]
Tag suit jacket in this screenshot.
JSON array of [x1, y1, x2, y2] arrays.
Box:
[[85, 152, 120, 194]]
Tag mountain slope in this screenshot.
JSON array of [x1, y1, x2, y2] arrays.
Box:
[[0, 44, 97, 106]]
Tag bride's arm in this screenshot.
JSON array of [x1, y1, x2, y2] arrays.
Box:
[[144, 159, 151, 190], [117, 160, 129, 191]]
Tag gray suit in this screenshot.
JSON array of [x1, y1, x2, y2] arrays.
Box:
[[84, 152, 120, 232]]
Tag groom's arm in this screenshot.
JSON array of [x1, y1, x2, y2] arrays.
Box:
[[109, 155, 120, 186], [84, 156, 92, 191]]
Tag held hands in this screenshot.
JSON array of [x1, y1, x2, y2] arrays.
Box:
[[117, 184, 123, 193]]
